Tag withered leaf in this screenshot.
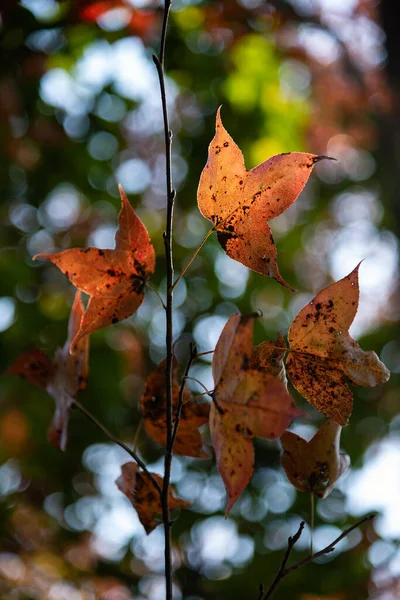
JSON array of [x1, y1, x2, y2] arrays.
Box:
[[197, 108, 330, 289], [140, 358, 210, 458], [211, 314, 302, 512], [6, 292, 90, 451], [115, 462, 189, 534], [280, 420, 350, 498], [286, 264, 390, 426], [34, 185, 155, 350]]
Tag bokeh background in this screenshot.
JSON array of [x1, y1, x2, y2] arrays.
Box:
[[0, 0, 399, 598]]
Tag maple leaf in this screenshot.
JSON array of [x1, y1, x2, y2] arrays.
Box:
[[280, 420, 350, 498], [6, 292, 89, 450], [140, 358, 210, 458], [197, 108, 330, 289], [115, 462, 190, 534], [34, 185, 155, 350], [211, 313, 303, 513], [250, 332, 288, 385], [286, 264, 390, 426]]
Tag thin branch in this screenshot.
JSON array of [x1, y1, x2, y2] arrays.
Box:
[[153, 2, 175, 599], [73, 399, 161, 496], [194, 349, 215, 358], [183, 375, 212, 397], [262, 514, 375, 599], [262, 522, 305, 600], [170, 343, 197, 453], [146, 281, 167, 310], [171, 227, 215, 291]]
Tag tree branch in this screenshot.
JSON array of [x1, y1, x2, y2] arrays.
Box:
[[170, 343, 197, 453], [73, 399, 162, 496], [261, 514, 375, 599], [153, 2, 175, 599]]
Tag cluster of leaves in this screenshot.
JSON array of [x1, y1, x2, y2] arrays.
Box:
[[6, 110, 390, 537]]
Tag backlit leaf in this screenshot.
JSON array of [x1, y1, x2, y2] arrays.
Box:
[[211, 314, 302, 512], [286, 265, 390, 425], [280, 420, 350, 498], [197, 108, 330, 289], [34, 185, 155, 350], [140, 358, 210, 458], [115, 462, 190, 534]]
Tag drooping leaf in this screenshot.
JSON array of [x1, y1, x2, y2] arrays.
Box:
[[197, 108, 330, 289], [286, 264, 390, 426], [140, 358, 210, 458], [6, 292, 90, 451], [34, 185, 155, 350], [211, 314, 302, 512], [115, 462, 190, 534], [280, 420, 350, 498], [250, 332, 288, 385]]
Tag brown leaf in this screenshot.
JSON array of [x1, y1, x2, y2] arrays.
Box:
[[140, 358, 210, 458], [115, 462, 190, 534], [211, 314, 302, 512], [197, 108, 330, 289], [280, 420, 350, 498], [250, 332, 288, 384], [286, 264, 390, 425], [34, 185, 155, 350], [6, 348, 54, 389], [6, 292, 90, 451]]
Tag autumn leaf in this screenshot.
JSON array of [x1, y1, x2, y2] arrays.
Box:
[[197, 107, 330, 289], [6, 292, 89, 450], [115, 462, 189, 534], [140, 358, 210, 458], [250, 332, 288, 385], [34, 185, 155, 350], [211, 314, 302, 512], [280, 420, 350, 498], [286, 264, 390, 426]]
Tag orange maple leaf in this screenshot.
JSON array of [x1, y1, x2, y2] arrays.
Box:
[[34, 186, 155, 350], [197, 108, 331, 289], [280, 420, 350, 498], [286, 264, 390, 426], [116, 462, 189, 534], [6, 292, 89, 450], [141, 358, 210, 458], [210, 314, 303, 512]]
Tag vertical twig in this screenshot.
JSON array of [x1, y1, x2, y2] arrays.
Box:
[[152, 2, 175, 599]]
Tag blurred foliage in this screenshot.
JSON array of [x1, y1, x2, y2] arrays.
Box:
[[0, 0, 399, 599]]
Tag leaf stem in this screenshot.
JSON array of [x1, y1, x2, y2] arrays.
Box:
[[146, 281, 167, 310], [194, 350, 215, 358], [261, 514, 375, 599], [183, 375, 212, 397], [153, 3, 175, 599], [171, 227, 215, 291], [73, 399, 161, 496]]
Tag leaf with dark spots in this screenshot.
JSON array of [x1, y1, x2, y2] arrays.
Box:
[[197, 107, 331, 289], [33, 185, 155, 350], [116, 462, 189, 534], [6, 292, 90, 451], [286, 265, 390, 425], [211, 314, 302, 513], [140, 358, 210, 458], [280, 420, 350, 498]]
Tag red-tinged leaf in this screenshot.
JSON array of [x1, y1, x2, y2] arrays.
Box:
[[280, 420, 350, 498], [210, 402, 254, 514], [46, 292, 90, 450], [5, 292, 90, 451], [116, 462, 190, 534], [140, 358, 210, 458], [34, 185, 155, 350], [211, 314, 302, 512], [286, 265, 390, 425], [6, 348, 54, 389], [197, 108, 330, 289]]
